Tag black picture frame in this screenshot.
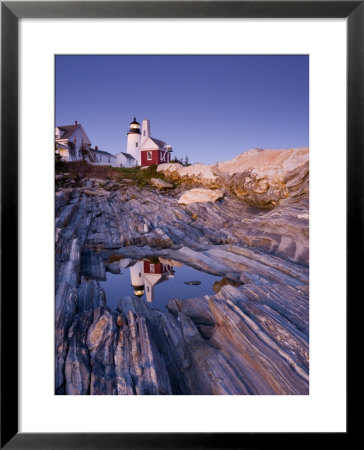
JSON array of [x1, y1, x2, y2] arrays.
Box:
[[1, 1, 356, 448]]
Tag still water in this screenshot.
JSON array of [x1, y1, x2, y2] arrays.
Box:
[[99, 257, 222, 312]]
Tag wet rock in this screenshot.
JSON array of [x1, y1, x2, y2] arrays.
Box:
[[105, 261, 121, 274], [212, 277, 241, 293], [80, 249, 106, 281]]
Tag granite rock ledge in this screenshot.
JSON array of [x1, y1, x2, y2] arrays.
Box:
[[55, 149, 309, 395]]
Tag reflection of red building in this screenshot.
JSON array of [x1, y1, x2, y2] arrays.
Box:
[[143, 260, 172, 275]]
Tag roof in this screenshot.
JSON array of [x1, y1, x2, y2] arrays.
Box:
[[130, 117, 140, 125], [92, 149, 115, 157], [57, 123, 92, 145], [57, 124, 79, 140], [150, 137, 166, 148], [141, 137, 166, 150], [120, 152, 136, 160]]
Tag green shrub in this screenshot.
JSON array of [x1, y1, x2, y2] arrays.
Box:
[[55, 152, 66, 173]]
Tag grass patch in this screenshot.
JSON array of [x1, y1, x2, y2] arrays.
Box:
[[61, 161, 169, 188]]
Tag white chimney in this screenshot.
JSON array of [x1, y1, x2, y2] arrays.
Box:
[[141, 119, 151, 144]]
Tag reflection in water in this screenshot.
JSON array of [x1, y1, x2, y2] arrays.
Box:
[[99, 257, 222, 311], [130, 259, 175, 303]]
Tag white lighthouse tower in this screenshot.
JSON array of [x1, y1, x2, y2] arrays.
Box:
[[126, 118, 141, 165]]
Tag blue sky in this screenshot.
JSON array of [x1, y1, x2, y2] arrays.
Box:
[[56, 55, 308, 164]]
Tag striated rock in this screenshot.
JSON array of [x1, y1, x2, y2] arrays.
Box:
[[115, 301, 172, 395], [178, 188, 224, 205], [55, 158, 309, 395], [150, 178, 173, 189], [65, 310, 93, 395], [86, 306, 117, 395]]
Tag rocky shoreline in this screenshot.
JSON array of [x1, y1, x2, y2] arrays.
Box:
[[55, 148, 309, 395]]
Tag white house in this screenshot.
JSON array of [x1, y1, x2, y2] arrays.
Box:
[[55, 121, 95, 162], [114, 152, 137, 168], [91, 146, 116, 166]]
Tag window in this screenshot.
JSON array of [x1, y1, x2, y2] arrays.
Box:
[[143, 131, 146, 136], [136, 142, 138, 147], [147, 152, 152, 160], [150, 264, 155, 273]]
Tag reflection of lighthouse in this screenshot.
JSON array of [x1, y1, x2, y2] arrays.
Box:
[[129, 260, 145, 297], [129, 259, 175, 303]]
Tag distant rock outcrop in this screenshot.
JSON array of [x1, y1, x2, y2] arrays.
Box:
[[158, 147, 309, 208], [157, 163, 220, 187]]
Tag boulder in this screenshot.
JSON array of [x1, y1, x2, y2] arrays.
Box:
[[178, 188, 224, 205]]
